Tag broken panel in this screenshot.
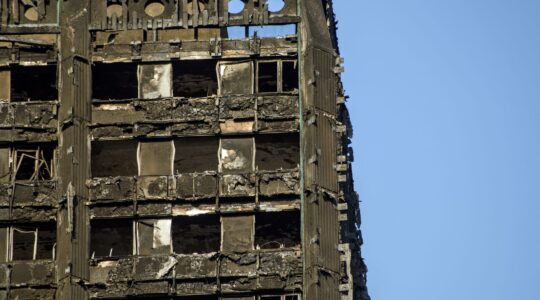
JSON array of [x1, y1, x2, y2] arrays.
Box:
[[91, 140, 138, 177], [10, 222, 56, 261], [256, 133, 299, 170], [0, 69, 9, 102], [0, 148, 9, 183], [10, 65, 57, 102], [220, 138, 254, 173], [172, 214, 220, 254], [218, 61, 254, 96], [138, 63, 172, 99], [221, 215, 254, 252], [12, 143, 55, 181], [137, 219, 171, 256], [93, 62, 138, 100], [90, 219, 133, 258], [174, 137, 219, 174], [138, 140, 174, 176], [255, 211, 300, 249], [173, 60, 218, 97]]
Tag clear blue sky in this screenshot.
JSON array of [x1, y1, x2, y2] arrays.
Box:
[[333, 1, 540, 299]]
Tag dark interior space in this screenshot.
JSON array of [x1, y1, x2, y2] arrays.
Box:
[[256, 134, 299, 170], [10, 65, 57, 102], [14, 143, 55, 181], [92, 62, 138, 100], [91, 140, 138, 177], [35, 222, 56, 260], [255, 211, 300, 249], [173, 60, 218, 97], [12, 222, 56, 260], [174, 137, 218, 173], [90, 219, 133, 257], [12, 227, 34, 260], [258, 61, 278, 93], [172, 214, 220, 254], [282, 61, 298, 92]]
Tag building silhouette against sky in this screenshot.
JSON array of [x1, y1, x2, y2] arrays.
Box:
[[0, 0, 368, 299]]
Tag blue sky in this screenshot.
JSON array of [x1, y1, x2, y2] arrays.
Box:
[[333, 1, 540, 299]]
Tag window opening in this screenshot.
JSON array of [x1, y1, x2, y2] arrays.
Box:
[[10, 222, 56, 261], [226, 26, 247, 39], [257, 60, 298, 93], [90, 219, 133, 258], [91, 140, 138, 177], [138, 63, 173, 99], [282, 60, 298, 92], [267, 0, 285, 13], [257, 62, 278, 93], [173, 60, 218, 97], [221, 215, 254, 252], [256, 134, 299, 170], [228, 0, 245, 14], [10, 65, 57, 102], [220, 138, 254, 173], [248, 24, 296, 38], [137, 219, 171, 255], [92, 63, 138, 100], [174, 137, 219, 173], [172, 215, 220, 254], [255, 211, 300, 249], [218, 61, 253, 95], [139, 140, 174, 176], [13, 144, 55, 181]]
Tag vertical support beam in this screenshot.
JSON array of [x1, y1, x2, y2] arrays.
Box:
[[58, 1, 91, 299], [299, 1, 342, 300]]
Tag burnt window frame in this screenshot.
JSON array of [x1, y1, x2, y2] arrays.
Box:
[[135, 218, 173, 256], [256, 59, 298, 94], [3, 144, 57, 182], [5, 223, 57, 262]]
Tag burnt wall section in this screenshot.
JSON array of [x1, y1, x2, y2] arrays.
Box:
[[57, 1, 92, 299], [89, 0, 299, 31], [87, 250, 302, 298], [299, 1, 369, 300], [0, 0, 367, 299]]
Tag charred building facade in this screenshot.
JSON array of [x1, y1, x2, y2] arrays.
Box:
[[0, 0, 368, 299]]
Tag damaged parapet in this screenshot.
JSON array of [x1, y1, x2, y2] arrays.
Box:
[[0, 0, 367, 299]]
